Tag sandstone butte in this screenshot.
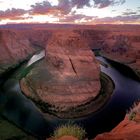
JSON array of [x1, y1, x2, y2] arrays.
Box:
[[94, 102, 140, 140], [20, 30, 101, 118]]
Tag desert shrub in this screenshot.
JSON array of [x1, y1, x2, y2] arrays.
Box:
[[53, 123, 86, 140], [128, 101, 140, 121]]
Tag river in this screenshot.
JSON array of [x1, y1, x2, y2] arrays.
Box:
[[0, 51, 140, 139]]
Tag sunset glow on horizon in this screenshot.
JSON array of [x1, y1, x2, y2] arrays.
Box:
[[0, 0, 139, 25]]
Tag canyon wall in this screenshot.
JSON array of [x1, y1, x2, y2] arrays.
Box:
[[75, 25, 140, 78], [0, 29, 51, 74], [1, 25, 140, 75]]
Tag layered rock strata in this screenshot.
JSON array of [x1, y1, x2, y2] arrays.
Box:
[[20, 31, 102, 118], [0, 29, 52, 75], [0, 30, 36, 74]]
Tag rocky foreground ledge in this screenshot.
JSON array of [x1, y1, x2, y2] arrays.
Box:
[[20, 31, 113, 118], [94, 102, 140, 140]]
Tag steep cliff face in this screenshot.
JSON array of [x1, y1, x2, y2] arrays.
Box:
[[21, 29, 52, 48], [74, 29, 109, 50], [0, 29, 52, 75], [74, 26, 140, 78], [20, 30, 101, 118], [100, 31, 140, 78], [0, 30, 36, 74], [1, 25, 139, 76], [94, 102, 140, 140]]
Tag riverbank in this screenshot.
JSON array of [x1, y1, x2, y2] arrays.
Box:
[[0, 50, 42, 87], [101, 53, 140, 81], [0, 115, 36, 140]]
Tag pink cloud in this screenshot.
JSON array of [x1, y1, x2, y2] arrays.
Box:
[[0, 8, 27, 19]]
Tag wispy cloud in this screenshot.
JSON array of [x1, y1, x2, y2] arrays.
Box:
[[123, 11, 137, 16], [0, 8, 27, 19], [94, 14, 140, 23], [0, 0, 139, 24]]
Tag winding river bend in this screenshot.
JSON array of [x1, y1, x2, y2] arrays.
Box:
[[0, 51, 140, 139]]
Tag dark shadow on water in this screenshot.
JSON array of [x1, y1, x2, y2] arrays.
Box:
[[0, 53, 140, 139], [104, 57, 140, 81], [0, 79, 53, 139]]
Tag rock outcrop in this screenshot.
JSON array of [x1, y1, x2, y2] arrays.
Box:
[[79, 25, 140, 79], [0, 30, 36, 74], [0, 29, 52, 75], [94, 102, 140, 140], [20, 30, 101, 118], [1, 25, 140, 77]]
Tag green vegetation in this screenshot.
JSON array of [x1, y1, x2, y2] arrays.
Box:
[[18, 65, 34, 79], [0, 116, 36, 140], [52, 123, 86, 140], [129, 111, 136, 121]]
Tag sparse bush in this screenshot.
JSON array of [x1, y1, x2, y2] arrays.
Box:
[[53, 123, 86, 140], [129, 111, 136, 121], [128, 101, 140, 121]]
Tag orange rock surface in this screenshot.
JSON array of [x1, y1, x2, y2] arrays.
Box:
[[0, 29, 36, 74], [20, 30, 101, 118], [94, 103, 140, 140]]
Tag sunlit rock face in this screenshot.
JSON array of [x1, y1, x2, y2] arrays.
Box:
[[94, 102, 140, 140], [75, 25, 140, 78], [20, 30, 101, 118], [98, 29, 140, 77]]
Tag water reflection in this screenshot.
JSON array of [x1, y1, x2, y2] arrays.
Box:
[[27, 50, 45, 67]]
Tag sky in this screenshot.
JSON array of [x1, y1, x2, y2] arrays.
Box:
[[0, 0, 140, 24]]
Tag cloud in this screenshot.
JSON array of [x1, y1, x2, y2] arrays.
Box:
[[59, 14, 94, 22], [30, 0, 126, 16], [30, 0, 71, 15], [93, 0, 125, 8], [94, 0, 112, 8], [1, 0, 137, 24], [0, 8, 27, 20], [122, 9, 138, 16], [30, 1, 52, 14], [94, 14, 140, 23], [57, 0, 72, 14], [123, 11, 137, 16], [71, 0, 90, 8]]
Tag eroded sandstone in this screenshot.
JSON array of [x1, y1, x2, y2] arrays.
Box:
[[20, 30, 101, 118], [94, 102, 140, 140]]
